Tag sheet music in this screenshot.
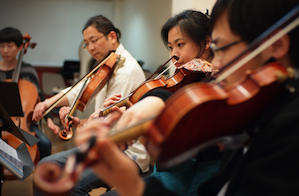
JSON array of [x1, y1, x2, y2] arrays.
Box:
[[0, 138, 25, 173]]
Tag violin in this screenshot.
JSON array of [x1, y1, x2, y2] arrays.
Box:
[[76, 52, 120, 111], [32, 4, 299, 194], [41, 51, 120, 118], [99, 58, 217, 117], [2, 33, 39, 179], [41, 52, 120, 141]]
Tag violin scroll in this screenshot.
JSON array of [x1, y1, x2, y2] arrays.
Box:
[[33, 161, 76, 196], [59, 128, 73, 141], [22, 33, 37, 54], [59, 117, 74, 141]]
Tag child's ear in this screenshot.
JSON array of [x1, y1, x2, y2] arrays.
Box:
[[205, 35, 211, 50]]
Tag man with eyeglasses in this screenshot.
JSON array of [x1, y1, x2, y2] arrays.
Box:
[[33, 15, 149, 196], [33, 15, 146, 124]]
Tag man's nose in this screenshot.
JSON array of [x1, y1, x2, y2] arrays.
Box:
[[211, 56, 222, 71], [88, 44, 96, 51]]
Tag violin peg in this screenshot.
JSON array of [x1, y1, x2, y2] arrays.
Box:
[[30, 43, 37, 49], [23, 33, 31, 41], [286, 67, 295, 79], [275, 70, 288, 83]]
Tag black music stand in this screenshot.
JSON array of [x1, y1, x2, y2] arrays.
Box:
[[0, 82, 23, 117], [0, 82, 40, 194]]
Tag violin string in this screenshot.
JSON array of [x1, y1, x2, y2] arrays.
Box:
[[215, 16, 299, 84], [65, 78, 89, 121], [12, 47, 25, 82], [147, 56, 180, 80], [155, 58, 179, 79]]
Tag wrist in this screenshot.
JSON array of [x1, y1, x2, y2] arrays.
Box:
[[44, 99, 51, 108], [46, 118, 53, 125]]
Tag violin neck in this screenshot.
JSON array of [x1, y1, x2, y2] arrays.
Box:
[[108, 116, 153, 143], [12, 48, 25, 83], [99, 93, 132, 117]]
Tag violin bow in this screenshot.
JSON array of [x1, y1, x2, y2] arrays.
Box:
[[146, 55, 180, 80], [42, 52, 117, 118]]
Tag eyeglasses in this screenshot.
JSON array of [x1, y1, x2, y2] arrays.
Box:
[[210, 40, 242, 59], [83, 34, 107, 50]]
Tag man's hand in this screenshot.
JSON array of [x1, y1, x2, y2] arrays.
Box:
[[59, 106, 80, 127], [32, 100, 50, 122]]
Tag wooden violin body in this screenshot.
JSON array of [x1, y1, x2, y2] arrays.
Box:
[[149, 62, 289, 168], [77, 53, 120, 111], [130, 68, 207, 103]]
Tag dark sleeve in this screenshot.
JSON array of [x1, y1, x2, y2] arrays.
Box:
[[20, 62, 53, 120], [142, 176, 181, 196], [99, 176, 180, 196], [140, 89, 173, 103]]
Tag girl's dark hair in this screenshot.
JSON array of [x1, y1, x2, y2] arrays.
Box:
[[211, 0, 299, 67], [83, 15, 121, 42], [0, 27, 23, 47], [161, 10, 211, 51]]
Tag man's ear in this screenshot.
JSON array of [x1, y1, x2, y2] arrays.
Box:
[[108, 31, 118, 44], [205, 35, 211, 50], [271, 34, 290, 59]]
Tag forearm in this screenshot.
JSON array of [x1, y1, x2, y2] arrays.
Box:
[[115, 96, 165, 130], [44, 91, 70, 108], [114, 176, 145, 196]]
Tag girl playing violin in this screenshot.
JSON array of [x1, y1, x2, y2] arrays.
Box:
[[73, 0, 299, 195], [102, 9, 216, 109]]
